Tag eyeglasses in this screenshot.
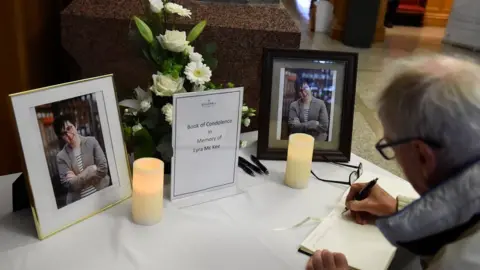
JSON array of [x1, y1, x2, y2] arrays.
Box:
[[311, 162, 363, 186], [376, 137, 441, 160]]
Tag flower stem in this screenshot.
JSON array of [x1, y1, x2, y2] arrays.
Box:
[[164, 12, 168, 31]]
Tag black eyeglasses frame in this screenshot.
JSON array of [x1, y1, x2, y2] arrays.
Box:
[[375, 137, 442, 160]]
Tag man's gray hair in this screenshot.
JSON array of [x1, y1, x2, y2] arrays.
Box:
[[377, 55, 480, 167]]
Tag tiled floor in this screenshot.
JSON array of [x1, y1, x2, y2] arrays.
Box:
[[284, 0, 480, 176]]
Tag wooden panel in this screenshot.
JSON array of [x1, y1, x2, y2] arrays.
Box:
[[330, 0, 387, 43], [0, 0, 26, 176], [424, 0, 453, 27], [0, 0, 64, 175]]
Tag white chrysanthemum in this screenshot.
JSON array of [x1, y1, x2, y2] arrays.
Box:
[[243, 117, 250, 127], [193, 84, 206, 92], [132, 123, 143, 134], [189, 52, 203, 63], [165, 3, 192, 18], [242, 106, 248, 112], [184, 62, 212, 85], [149, 0, 164, 13], [161, 103, 173, 125]]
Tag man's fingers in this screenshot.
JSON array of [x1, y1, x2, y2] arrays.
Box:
[[355, 212, 363, 224], [346, 199, 372, 212], [333, 253, 348, 269], [321, 250, 336, 269], [306, 258, 314, 270], [345, 183, 367, 202], [311, 250, 323, 269]]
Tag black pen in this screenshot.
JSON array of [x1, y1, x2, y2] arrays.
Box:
[[343, 178, 378, 213], [239, 157, 263, 174], [250, 155, 269, 175], [238, 161, 255, 176]]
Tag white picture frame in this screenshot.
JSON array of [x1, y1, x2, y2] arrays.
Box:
[[9, 75, 132, 239]]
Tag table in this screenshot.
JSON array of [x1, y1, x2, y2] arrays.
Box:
[[0, 132, 420, 270]]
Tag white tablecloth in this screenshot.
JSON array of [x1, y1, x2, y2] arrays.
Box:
[[0, 133, 420, 270]]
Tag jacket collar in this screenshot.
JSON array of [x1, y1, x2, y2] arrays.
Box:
[[376, 159, 480, 256]]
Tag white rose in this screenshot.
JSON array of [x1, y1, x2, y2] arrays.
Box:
[[242, 106, 248, 112], [164, 3, 192, 17], [140, 100, 151, 112], [157, 30, 189, 53], [193, 84, 206, 92], [161, 103, 173, 125], [150, 73, 185, 96], [132, 123, 143, 134], [189, 52, 203, 63], [243, 117, 250, 127], [149, 0, 164, 13], [240, 140, 248, 148]]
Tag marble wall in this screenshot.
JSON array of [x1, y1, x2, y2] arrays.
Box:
[[61, 0, 300, 129]]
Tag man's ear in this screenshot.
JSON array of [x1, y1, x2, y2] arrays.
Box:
[[414, 140, 438, 183]]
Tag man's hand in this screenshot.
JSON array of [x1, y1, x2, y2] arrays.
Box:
[[306, 250, 348, 270], [345, 183, 397, 225]]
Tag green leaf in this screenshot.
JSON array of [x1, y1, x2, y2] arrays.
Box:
[[204, 42, 217, 54], [156, 133, 173, 162], [205, 82, 216, 89], [133, 16, 154, 44], [187, 20, 207, 42], [226, 82, 235, 88], [171, 70, 179, 79], [142, 107, 160, 129], [149, 45, 162, 65], [161, 58, 174, 74], [173, 64, 183, 72], [132, 128, 155, 159], [122, 125, 133, 141]]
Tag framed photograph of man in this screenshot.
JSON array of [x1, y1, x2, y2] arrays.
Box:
[[10, 75, 132, 239], [258, 49, 358, 162]]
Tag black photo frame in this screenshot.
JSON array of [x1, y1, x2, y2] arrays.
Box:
[[257, 48, 358, 162]]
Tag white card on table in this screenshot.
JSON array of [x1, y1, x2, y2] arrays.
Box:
[[171, 88, 243, 200]]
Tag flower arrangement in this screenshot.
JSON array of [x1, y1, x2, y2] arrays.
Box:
[[119, 0, 255, 164]]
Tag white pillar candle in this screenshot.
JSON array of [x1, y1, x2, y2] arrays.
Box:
[[284, 133, 315, 189], [131, 158, 164, 225]]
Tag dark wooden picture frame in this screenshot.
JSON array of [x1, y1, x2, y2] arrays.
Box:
[[257, 48, 358, 162]]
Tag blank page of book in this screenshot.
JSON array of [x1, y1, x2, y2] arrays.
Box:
[[299, 171, 419, 270]]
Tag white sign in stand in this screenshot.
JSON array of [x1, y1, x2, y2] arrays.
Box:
[[171, 88, 243, 201]]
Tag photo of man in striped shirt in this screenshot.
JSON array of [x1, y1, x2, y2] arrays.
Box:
[[53, 114, 110, 206]]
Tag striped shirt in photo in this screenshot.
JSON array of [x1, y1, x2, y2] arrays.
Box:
[[73, 148, 97, 198]]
